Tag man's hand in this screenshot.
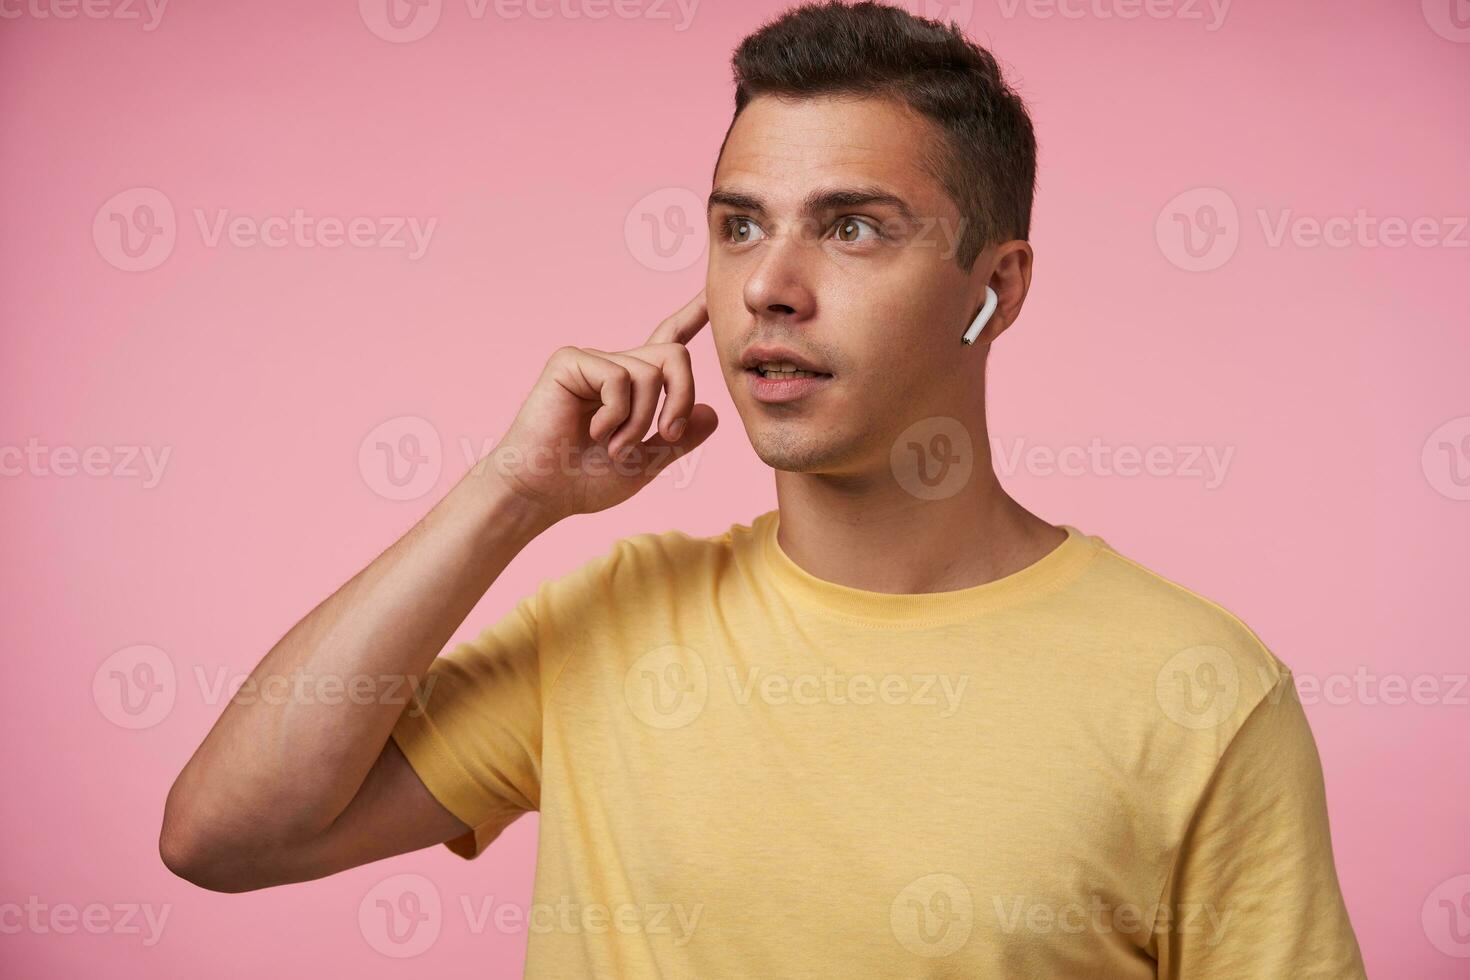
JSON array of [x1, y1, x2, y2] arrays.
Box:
[[161, 292, 723, 892], [486, 289, 720, 522]]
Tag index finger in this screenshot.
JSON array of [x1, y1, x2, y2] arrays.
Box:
[[645, 287, 709, 346]]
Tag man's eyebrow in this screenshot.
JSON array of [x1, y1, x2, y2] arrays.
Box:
[[707, 185, 919, 223]]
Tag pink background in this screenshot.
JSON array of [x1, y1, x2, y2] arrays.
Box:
[[2, 0, 1467, 975]]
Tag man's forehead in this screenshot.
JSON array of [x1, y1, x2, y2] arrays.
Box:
[[713, 95, 946, 208]]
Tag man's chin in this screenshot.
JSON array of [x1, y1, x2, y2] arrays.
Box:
[[748, 426, 866, 475]]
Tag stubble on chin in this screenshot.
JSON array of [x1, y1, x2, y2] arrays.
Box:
[[747, 416, 875, 475]]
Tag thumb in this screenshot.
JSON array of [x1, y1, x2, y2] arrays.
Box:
[[634, 403, 718, 480]]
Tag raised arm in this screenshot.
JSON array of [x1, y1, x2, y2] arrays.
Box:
[[160, 292, 716, 892]]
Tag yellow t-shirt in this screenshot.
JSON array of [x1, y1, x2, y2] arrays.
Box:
[[390, 511, 1366, 978]]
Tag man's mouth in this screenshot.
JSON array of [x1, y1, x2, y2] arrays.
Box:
[[738, 345, 834, 403], [751, 360, 831, 380], [742, 356, 833, 405]]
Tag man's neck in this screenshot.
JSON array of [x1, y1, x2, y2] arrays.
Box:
[[772, 465, 1066, 596]]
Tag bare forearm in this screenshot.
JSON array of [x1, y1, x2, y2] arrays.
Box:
[[163, 467, 551, 851], [162, 292, 716, 889]]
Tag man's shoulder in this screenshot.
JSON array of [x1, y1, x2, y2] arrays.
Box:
[[536, 511, 770, 604], [611, 513, 761, 570], [1076, 531, 1292, 696]]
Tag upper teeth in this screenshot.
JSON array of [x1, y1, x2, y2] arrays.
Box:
[[758, 361, 819, 378]]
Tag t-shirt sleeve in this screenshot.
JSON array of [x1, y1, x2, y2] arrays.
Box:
[[389, 593, 547, 859], [1151, 671, 1367, 978]]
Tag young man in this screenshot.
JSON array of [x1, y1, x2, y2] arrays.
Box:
[[162, 2, 1367, 976]]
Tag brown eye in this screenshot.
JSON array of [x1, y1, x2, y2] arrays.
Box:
[[835, 217, 878, 243], [723, 218, 766, 245]]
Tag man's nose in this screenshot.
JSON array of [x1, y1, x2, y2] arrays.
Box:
[[742, 222, 819, 320]]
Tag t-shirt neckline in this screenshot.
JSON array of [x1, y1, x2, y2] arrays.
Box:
[[754, 510, 1098, 625]]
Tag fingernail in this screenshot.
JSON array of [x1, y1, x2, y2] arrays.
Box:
[[668, 417, 686, 440]]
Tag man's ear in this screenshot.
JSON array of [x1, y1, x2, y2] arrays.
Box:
[[968, 240, 1033, 345]]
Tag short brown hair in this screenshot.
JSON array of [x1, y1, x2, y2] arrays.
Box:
[[719, 0, 1037, 271]]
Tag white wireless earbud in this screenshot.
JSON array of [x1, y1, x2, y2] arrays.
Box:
[[961, 286, 999, 346]]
